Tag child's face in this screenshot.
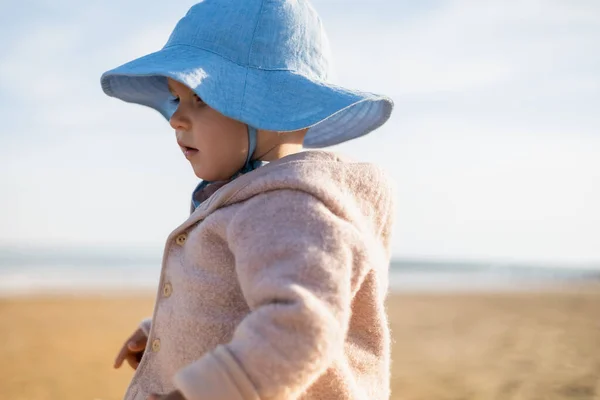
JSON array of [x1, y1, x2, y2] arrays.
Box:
[[168, 78, 248, 181]]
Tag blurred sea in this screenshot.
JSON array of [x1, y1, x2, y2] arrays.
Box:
[[1, 246, 599, 296]]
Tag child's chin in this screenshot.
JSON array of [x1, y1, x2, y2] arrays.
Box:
[[193, 166, 219, 182], [191, 164, 207, 180], [193, 171, 208, 180], [192, 163, 241, 182]]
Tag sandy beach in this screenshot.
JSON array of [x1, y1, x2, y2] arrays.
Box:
[[1, 288, 599, 400]]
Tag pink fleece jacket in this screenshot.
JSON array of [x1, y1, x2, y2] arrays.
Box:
[[126, 150, 396, 400]]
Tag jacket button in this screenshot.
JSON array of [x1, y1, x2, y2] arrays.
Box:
[[163, 282, 172, 298], [151, 338, 161, 352], [175, 233, 187, 246]]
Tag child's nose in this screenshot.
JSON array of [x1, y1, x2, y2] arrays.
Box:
[[169, 108, 190, 131]]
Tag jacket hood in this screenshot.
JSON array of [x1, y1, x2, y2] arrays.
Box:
[[181, 150, 396, 249]]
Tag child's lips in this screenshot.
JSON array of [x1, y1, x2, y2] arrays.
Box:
[[176, 139, 199, 159], [182, 146, 199, 159], [177, 141, 198, 159]]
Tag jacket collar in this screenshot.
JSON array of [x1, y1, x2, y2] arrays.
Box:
[[167, 150, 340, 241]]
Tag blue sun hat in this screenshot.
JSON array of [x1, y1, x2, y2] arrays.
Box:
[[101, 0, 393, 147], [101, 0, 393, 209]]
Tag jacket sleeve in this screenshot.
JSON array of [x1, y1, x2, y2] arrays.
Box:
[[139, 317, 153, 337], [172, 190, 365, 400]]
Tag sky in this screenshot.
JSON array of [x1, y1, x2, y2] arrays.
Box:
[[0, 0, 599, 265]]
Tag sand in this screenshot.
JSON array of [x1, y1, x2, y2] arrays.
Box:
[[1, 288, 599, 400]]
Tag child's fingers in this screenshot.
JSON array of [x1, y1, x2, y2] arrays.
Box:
[[114, 343, 129, 369], [127, 329, 148, 350], [115, 328, 147, 369], [127, 338, 146, 352], [126, 353, 141, 370]]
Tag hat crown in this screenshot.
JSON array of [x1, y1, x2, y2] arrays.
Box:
[[165, 0, 332, 80]]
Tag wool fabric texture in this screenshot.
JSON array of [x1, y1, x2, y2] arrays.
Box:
[[127, 150, 396, 400]]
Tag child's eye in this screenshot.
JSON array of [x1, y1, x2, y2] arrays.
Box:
[[193, 94, 205, 105], [168, 94, 204, 106]]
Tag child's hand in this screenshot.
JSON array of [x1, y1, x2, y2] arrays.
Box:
[[114, 327, 148, 370], [148, 390, 186, 400]]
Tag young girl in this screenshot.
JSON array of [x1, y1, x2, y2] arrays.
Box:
[[103, 1, 395, 399]]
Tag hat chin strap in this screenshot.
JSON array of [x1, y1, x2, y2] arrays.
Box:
[[241, 125, 262, 173], [190, 125, 263, 211]]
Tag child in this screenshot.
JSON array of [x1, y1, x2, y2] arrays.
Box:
[[102, 1, 395, 399]]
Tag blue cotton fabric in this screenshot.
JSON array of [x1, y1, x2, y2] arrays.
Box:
[[100, 0, 394, 148]]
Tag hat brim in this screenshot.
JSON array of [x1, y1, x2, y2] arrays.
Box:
[[101, 45, 393, 148]]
